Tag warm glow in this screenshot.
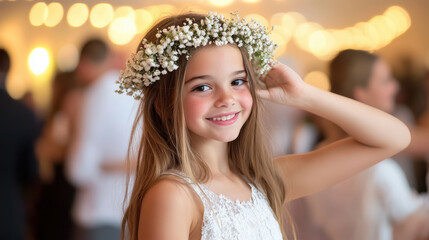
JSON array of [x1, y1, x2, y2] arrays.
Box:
[[146, 4, 177, 19], [29, 2, 48, 26], [246, 14, 269, 28], [273, 25, 292, 42], [269, 31, 287, 57], [271, 12, 300, 32], [28, 47, 50, 75], [6, 75, 27, 100], [331, 29, 352, 50], [281, 14, 298, 32], [368, 16, 394, 47], [90, 3, 114, 28], [67, 3, 89, 27], [114, 6, 135, 20], [135, 9, 153, 34], [108, 17, 136, 45], [362, 22, 381, 49], [304, 71, 330, 91], [287, 12, 306, 25], [57, 44, 79, 72], [208, 0, 234, 7], [384, 6, 411, 35], [269, 6, 410, 59], [45, 2, 63, 27], [242, 0, 261, 3], [309, 30, 335, 57], [270, 13, 286, 26], [293, 22, 322, 50]]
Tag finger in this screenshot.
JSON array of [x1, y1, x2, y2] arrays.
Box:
[[256, 89, 271, 100], [268, 59, 279, 68]]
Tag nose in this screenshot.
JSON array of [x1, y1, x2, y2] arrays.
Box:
[[214, 87, 236, 108]]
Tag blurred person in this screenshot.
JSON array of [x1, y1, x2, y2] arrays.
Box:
[[291, 49, 429, 240], [35, 71, 78, 240], [0, 48, 39, 239], [416, 70, 429, 191], [66, 39, 137, 240]]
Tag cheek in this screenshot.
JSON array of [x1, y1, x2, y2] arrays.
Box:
[[183, 96, 208, 125], [238, 89, 253, 116]]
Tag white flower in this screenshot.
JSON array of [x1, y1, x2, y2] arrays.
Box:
[[117, 11, 277, 99]]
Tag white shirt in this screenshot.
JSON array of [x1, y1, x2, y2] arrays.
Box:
[[303, 159, 424, 240], [67, 70, 138, 227]]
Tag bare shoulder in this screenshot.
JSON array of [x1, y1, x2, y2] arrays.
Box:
[[138, 176, 199, 239], [143, 176, 194, 209]]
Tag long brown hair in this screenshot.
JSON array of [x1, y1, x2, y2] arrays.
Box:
[[122, 13, 288, 240]]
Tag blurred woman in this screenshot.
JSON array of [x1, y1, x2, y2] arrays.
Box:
[[291, 49, 429, 240]]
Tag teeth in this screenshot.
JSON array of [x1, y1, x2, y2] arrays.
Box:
[[210, 113, 236, 121]]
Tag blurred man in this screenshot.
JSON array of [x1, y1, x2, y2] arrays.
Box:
[[66, 39, 137, 240], [0, 48, 39, 239]]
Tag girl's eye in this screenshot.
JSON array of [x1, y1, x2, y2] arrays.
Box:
[[232, 78, 247, 86], [192, 85, 211, 92]]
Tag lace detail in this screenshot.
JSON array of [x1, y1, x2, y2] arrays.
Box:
[[161, 171, 283, 240]]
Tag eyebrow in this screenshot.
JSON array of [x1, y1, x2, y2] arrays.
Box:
[[185, 70, 246, 84]]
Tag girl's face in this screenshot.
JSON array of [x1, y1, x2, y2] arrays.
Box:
[[182, 45, 253, 143], [355, 58, 398, 113]]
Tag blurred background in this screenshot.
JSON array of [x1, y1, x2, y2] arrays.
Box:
[[0, 0, 428, 113], [1, 1, 429, 240]]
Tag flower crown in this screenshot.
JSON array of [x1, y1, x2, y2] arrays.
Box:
[[117, 12, 278, 99]]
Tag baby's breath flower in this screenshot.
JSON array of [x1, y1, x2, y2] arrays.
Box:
[[117, 12, 277, 99]]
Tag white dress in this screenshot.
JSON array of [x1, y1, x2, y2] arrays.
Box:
[[162, 171, 283, 240]]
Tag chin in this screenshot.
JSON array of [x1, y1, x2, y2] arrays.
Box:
[[215, 132, 241, 143]]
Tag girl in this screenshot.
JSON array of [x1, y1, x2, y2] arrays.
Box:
[[118, 13, 410, 240]]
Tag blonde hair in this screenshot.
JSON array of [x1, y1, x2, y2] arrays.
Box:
[[122, 13, 291, 240]]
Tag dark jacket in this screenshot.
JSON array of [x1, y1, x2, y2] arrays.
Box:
[[0, 88, 39, 240]]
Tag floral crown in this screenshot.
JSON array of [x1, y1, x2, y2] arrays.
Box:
[[116, 12, 278, 99]]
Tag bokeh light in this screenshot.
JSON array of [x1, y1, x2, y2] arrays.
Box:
[[208, 0, 234, 7], [29, 2, 48, 26], [242, 0, 261, 3], [246, 14, 269, 28], [304, 71, 330, 91], [308, 30, 336, 58], [114, 6, 135, 20], [6, 75, 27, 100], [90, 3, 114, 28], [108, 17, 136, 45], [57, 44, 79, 72], [146, 4, 177, 19], [67, 3, 89, 27], [384, 6, 411, 35], [269, 31, 287, 57], [293, 22, 323, 50], [28, 47, 50, 75], [135, 9, 153, 34], [45, 2, 63, 27]]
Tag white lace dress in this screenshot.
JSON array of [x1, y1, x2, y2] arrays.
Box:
[[162, 171, 283, 240]]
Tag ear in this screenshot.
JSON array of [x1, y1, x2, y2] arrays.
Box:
[[353, 87, 368, 102]]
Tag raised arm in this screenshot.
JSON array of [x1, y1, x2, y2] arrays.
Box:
[[258, 62, 411, 201]]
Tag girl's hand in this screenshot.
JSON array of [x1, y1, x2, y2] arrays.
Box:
[[257, 61, 306, 106]]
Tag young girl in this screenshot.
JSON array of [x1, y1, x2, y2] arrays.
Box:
[[117, 12, 410, 240]]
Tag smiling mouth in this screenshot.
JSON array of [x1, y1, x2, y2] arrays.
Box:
[[206, 112, 240, 125], [207, 113, 237, 121]]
